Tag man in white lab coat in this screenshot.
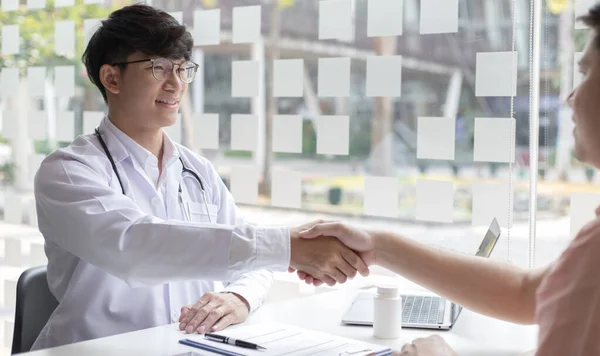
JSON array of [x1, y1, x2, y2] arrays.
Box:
[[31, 4, 369, 350]]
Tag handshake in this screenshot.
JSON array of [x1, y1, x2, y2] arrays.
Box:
[[288, 220, 377, 287]]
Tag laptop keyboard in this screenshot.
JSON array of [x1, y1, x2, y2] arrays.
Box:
[[401, 295, 446, 325]]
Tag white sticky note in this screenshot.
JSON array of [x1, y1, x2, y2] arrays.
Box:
[[230, 166, 258, 204], [420, 0, 458, 34], [1, 67, 19, 98], [416, 179, 454, 223], [4, 238, 21, 266], [570, 192, 600, 238], [475, 52, 518, 97], [274, 59, 303, 97], [84, 0, 103, 4], [4, 195, 22, 225], [231, 61, 259, 98], [2, 25, 19, 55], [271, 169, 302, 209], [368, 0, 403, 37], [56, 111, 75, 142], [366, 55, 402, 97], [317, 115, 349, 155], [474, 118, 516, 163], [28, 110, 48, 140], [3, 280, 17, 309], [194, 9, 221, 46], [575, 0, 596, 29], [2, 110, 17, 140], [168, 11, 183, 24], [27, 0, 45, 9], [27, 67, 46, 97], [29, 242, 46, 265], [231, 114, 258, 151], [83, 111, 103, 134], [194, 113, 219, 149], [472, 182, 513, 228], [318, 57, 350, 97], [364, 176, 399, 218], [54, 66, 75, 98], [55, 20, 75, 57], [574, 52, 584, 88], [54, 0, 73, 6], [164, 114, 182, 143], [83, 19, 102, 48], [1, 0, 18, 11], [416, 117, 455, 160], [319, 0, 353, 40], [273, 115, 302, 153], [27, 199, 38, 227], [28, 153, 45, 183], [232, 5, 261, 44], [3, 320, 15, 349]]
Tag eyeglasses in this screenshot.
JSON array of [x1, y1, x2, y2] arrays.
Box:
[[112, 57, 199, 84]]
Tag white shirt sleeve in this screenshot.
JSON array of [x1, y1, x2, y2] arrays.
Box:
[[34, 152, 291, 288]]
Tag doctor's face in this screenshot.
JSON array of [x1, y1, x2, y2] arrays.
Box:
[[568, 30, 600, 168], [106, 51, 189, 131]]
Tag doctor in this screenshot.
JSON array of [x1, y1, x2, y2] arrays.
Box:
[[31, 4, 368, 350]]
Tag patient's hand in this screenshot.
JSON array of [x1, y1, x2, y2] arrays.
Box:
[[178, 292, 249, 334]]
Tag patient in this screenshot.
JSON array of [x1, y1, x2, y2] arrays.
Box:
[[293, 5, 600, 356]]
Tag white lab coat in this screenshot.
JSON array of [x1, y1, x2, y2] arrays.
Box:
[[31, 117, 290, 350]]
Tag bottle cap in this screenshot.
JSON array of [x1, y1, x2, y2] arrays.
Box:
[[377, 285, 399, 297]]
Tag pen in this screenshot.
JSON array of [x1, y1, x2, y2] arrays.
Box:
[[179, 339, 246, 356], [205, 332, 267, 350]]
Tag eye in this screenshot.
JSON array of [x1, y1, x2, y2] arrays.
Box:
[[154, 66, 165, 71]]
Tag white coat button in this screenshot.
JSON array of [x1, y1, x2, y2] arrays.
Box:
[[151, 197, 161, 206]]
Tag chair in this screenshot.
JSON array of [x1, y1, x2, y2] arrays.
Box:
[[11, 266, 58, 354]]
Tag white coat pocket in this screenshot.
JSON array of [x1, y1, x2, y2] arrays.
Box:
[[187, 202, 218, 223]]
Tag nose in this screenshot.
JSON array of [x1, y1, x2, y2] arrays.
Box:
[[566, 89, 575, 108], [163, 68, 183, 92]]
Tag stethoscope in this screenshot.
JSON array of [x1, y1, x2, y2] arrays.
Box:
[[94, 127, 212, 223]]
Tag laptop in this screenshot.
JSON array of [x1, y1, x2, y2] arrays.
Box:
[[341, 218, 501, 330]]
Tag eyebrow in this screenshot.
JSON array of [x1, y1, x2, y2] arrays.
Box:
[[578, 58, 590, 67]]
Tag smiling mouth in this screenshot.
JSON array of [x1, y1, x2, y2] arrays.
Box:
[[156, 99, 179, 105]]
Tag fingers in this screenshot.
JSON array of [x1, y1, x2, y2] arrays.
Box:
[[341, 248, 369, 277], [210, 314, 234, 332], [300, 221, 344, 239], [197, 303, 231, 333], [319, 274, 336, 286], [179, 294, 212, 330], [179, 306, 191, 322], [184, 300, 220, 334], [335, 254, 358, 281]]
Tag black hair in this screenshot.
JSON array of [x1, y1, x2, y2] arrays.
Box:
[[82, 3, 194, 102], [579, 2, 600, 50]]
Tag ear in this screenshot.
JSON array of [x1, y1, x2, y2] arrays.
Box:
[[99, 64, 121, 96]]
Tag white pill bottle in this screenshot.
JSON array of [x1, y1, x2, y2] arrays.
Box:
[[373, 285, 403, 339]]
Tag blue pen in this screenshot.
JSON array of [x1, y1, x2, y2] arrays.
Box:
[[179, 338, 248, 356]]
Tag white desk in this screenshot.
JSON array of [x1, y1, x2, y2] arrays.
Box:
[[20, 284, 538, 356]]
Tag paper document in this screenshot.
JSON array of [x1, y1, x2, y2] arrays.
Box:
[[181, 322, 392, 356]]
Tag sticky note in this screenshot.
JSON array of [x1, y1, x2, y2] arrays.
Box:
[[366, 55, 402, 97], [28, 153, 45, 183], [54, 0, 74, 7], [3, 320, 15, 348], [318, 57, 350, 97], [274, 59, 303, 97], [472, 182, 513, 228], [28, 110, 48, 140], [319, 0, 353, 40], [164, 114, 182, 143], [416, 179, 454, 223], [83, 19, 102, 48], [27, 67, 46, 97], [575, 0, 596, 29], [4, 239, 21, 266], [56, 111, 75, 142], [194, 113, 219, 149], [168, 11, 183, 24], [232, 5, 261, 44], [27, 0, 46, 9], [364, 176, 399, 218], [55, 20, 75, 57], [2, 25, 19, 55], [574, 52, 584, 88], [316, 115, 349, 155], [474, 118, 516, 163], [3, 280, 17, 309], [231, 60, 259, 97], [4, 195, 22, 225], [54, 66, 75, 98], [194, 9, 221, 46], [231, 114, 258, 151], [420, 0, 458, 34], [1, 0, 18, 11], [475, 52, 518, 97], [2, 110, 17, 140], [416, 117, 455, 160], [1, 67, 19, 98], [368, 0, 403, 37], [83, 111, 104, 135], [271, 169, 302, 209], [29, 242, 46, 265], [230, 166, 258, 204], [570, 192, 600, 238], [273, 115, 302, 153]]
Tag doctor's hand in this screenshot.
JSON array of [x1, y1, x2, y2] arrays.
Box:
[[178, 292, 249, 334], [396, 335, 457, 356]]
